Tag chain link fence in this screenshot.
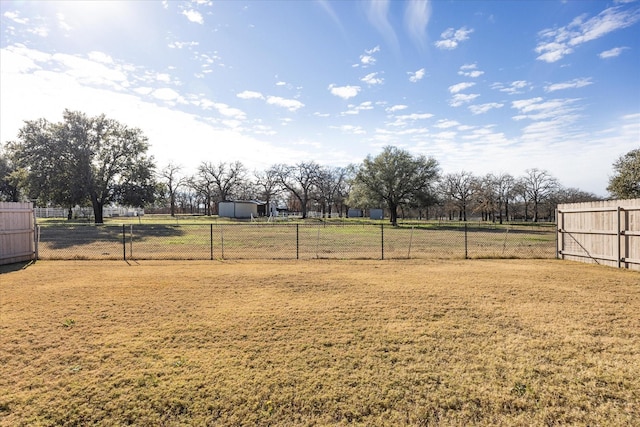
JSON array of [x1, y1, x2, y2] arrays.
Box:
[[36, 222, 556, 261]]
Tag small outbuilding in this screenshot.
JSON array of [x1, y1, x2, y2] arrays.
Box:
[[347, 208, 362, 218], [218, 201, 262, 219], [370, 209, 384, 220]]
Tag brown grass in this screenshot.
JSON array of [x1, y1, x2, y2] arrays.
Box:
[[1, 260, 639, 426]]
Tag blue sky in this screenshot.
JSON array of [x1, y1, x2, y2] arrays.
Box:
[[1, 0, 639, 196]]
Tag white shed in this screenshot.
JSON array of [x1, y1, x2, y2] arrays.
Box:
[[218, 201, 261, 219]]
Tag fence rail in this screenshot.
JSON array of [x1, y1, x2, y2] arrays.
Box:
[[557, 199, 640, 271], [36, 222, 555, 261]]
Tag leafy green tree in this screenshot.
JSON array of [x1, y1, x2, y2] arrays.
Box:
[[607, 149, 640, 199], [0, 150, 22, 202], [6, 110, 156, 223], [354, 146, 439, 226]]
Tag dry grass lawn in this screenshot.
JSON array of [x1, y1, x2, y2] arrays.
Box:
[[1, 259, 639, 426]]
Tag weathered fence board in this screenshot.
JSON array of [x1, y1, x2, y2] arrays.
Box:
[[0, 202, 36, 265], [557, 199, 640, 271]]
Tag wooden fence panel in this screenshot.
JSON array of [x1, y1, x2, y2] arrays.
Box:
[[0, 202, 36, 265], [557, 199, 640, 271]]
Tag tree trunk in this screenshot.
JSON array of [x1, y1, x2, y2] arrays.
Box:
[[91, 195, 104, 224], [389, 203, 398, 226]]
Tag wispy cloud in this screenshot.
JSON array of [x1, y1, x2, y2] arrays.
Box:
[[544, 77, 593, 92], [328, 84, 361, 100], [182, 9, 204, 24], [342, 101, 374, 115], [469, 102, 504, 115], [408, 68, 426, 82], [491, 80, 532, 95], [449, 93, 480, 107], [386, 104, 408, 113], [361, 72, 384, 85], [535, 6, 640, 62], [365, 0, 399, 51], [434, 26, 473, 50], [434, 119, 460, 129], [448, 82, 475, 94], [511, 97, 581, 122], [404, 0, 431, 49], [599, 46, 628, 58]]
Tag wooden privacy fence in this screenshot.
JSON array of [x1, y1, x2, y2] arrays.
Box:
[[0, 202, 36, 265], [557, 199, 640, 271]]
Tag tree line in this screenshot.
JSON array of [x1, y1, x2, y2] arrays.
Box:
[[1, 110, 638, 225]]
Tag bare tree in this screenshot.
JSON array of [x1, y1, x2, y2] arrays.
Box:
[[440, 171, 478, 221], [315, 166, 348, 218], [273, 162, 321, 219], [521, 168, 559, 222], [254, 167, 281, 217], [159, 163, 186, 216]]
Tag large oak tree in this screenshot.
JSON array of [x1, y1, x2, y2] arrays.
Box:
[[354, 146, 439, 226], [6, 110, 156, 223]]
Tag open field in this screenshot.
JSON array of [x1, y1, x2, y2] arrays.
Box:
[[1, 260, 639, 425], [36, 222, 555, 261]]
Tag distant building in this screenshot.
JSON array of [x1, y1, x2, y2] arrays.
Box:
[[218, 200, 277, 219], [370, 209, 384, 220], [347, 208, 362, 218]]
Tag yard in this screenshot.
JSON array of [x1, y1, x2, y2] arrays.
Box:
[[1, 259, 639, 425]]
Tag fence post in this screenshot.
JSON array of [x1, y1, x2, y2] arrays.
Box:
[[220, 224, 225, 259], [617, 207, 622, 268], [210, 224, 214, 260], [122, 224, 126, 261], [296, 224, 299, 260], [381, 223, 384, 260], [464, 222, 468, 259]]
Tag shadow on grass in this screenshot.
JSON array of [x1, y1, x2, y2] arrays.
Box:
[[0, 261, 34, 274], [38, 224, 188, 250]]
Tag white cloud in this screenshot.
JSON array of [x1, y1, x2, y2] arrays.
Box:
[[266, 96, 304, 112], [449, 93, 480, 107], [535, 6, 640, 62], [3, 11, 29, 24], [359, 45, 380, 67], [448, 82, 475, 94], [212, 102, 246, 119], [434, 119, 460, 129], [492, 80, 531, 95], [366, 1, 399, 51], [387, 104, 408, 113], [511, 97, 582, 122], [458, 63, 484, 78], [343, 101, 374, 115], [434, 26, 473, 50], [408, 68, 425, 83], [151, 88, 183, 102], [544, 77, 593, 92], [328, 84, 361, 100], [182, 9, 204, 24], [54, 13, 72, 31], [404, 0, 431, 49], [87, 51, 113, 64], [599, 46, 628, 58], [469, 102, 504, 115], [332, 124, 366, 135], [237, 90, 264, 100], [167, 41, 199, 49], [361, 72, 384, 85]]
